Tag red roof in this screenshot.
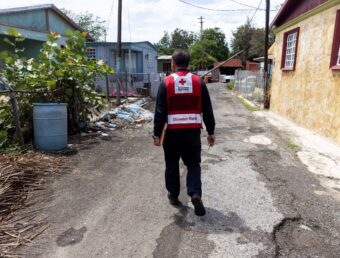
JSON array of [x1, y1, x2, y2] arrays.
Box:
[[214, 58, 243, 68], [271, 0, 327, 28]]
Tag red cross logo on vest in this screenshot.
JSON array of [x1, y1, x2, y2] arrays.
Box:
[[179, 78, 186, 85], [165, 72, 202, 129]]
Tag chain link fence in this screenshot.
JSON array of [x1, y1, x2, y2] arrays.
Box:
[[95, 72, 160, 99], [234, 70, 265, 103]]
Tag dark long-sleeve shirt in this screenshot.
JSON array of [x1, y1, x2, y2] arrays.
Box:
[[153, 73, 215, 137]]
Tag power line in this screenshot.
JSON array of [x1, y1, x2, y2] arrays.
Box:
[[249, 0, 263, 24], [178, 0, 254, 12], [178, 0, 276, 12], [229, 0, 262, 9]]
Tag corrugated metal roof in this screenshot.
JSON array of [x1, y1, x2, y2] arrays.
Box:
[[0, 4, 82, 31], [87, 41, 157, 51], [214, 58, 243, 68], [0, 4, 53, 14]]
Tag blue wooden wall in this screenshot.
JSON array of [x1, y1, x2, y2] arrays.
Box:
[[0, 9, 46, 31]]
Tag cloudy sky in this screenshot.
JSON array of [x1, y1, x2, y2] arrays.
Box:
[[0, 0, 285, 44]]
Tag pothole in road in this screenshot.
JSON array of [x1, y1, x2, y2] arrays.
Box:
[[56, 226, 87, 247], [273, 218, 340, 257], [248, 127, 266, 134]]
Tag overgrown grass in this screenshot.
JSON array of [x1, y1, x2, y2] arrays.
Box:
[[226, 82, 234, 90], [287, 142, 301, 152], [237, 96, 259, 112]]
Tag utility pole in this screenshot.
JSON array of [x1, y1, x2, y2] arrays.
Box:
[[264, 0, 270, 109], [198, 16, 205, 70], [116, 0, 122, 106], [198, 16, 204, 39]]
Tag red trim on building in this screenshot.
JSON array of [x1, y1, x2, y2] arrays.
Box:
[[271, 0, 327, 28], [330, 9, 340, 70], [281, 27, 300, 71]]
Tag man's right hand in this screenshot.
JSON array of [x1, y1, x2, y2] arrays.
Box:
[[207, 134, 215, 147]]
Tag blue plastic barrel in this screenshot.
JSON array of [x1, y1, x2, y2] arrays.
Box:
[[33, 103, 67, 151]]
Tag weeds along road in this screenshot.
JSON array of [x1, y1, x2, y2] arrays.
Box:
[[24, 83, 340, 257]]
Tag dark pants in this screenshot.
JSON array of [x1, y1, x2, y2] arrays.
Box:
[[163, 129, 202, 198]]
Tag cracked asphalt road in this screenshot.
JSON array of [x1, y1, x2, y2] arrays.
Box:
[[24, 83, 340, 257]]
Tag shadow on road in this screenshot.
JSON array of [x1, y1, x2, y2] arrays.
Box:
[[173, 205, 248, 234]]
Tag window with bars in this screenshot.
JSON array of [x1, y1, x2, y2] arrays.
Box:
[[281, 27, 299, 71], [284, 32, 297, 68], [87, 47, 96, 61]]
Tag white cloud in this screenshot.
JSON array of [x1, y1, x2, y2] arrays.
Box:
[[0, 0, 284, 43]]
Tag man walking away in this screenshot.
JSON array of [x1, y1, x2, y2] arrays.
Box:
[[153, 49, 215, 216]]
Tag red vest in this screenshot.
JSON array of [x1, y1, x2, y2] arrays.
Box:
[[165, 71, 202, 129]]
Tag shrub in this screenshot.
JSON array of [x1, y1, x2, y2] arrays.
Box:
[[226, 82, 234, 91], [0, 29, 114, 148]]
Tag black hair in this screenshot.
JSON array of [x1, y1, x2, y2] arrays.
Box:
[[172, 49, 190, 67]]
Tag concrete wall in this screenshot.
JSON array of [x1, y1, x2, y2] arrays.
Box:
[[271, 4, 340, 143]]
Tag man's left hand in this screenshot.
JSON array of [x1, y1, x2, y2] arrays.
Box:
[[153, 137, 161, 146], [207, 134, 215, 147]]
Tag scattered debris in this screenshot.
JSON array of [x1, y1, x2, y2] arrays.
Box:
[[0, 153, 70, 257], [100, 133, 111, 141], [112, 89, 134, 97], [101, 112, 110, 122], [95, 97, 154, 131]]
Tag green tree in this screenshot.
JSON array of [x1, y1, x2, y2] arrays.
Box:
[[231, 20, 275, 62], [189, 42, 217, 70], [190, 28, 229, 70], [170, 28, 196, 50], [202, 27, 229, 61], [154, 29, 196, 55], [61, 9, 106, 41], [155, 27, 229, 70], [154, 31, 172, 55], [230, 19, 253, 63]]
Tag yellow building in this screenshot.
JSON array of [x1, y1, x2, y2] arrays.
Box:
[[271, 0, 340, 143]]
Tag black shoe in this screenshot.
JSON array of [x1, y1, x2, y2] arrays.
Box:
[[167, 193, 181, 206], [191, 194, 206, 216]]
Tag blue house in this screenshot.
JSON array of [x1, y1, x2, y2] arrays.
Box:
[[0, 4, 82, 57], [86, 41, 159, 98]]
